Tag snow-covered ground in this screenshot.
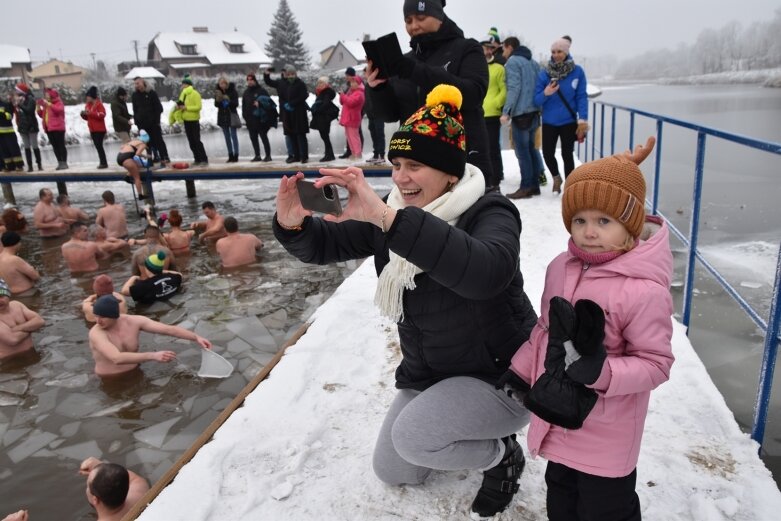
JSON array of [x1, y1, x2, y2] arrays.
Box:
[[136, 151, 781, 521]]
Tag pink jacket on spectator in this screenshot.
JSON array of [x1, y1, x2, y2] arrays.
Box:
[[510, 216, 675, 478], [81, 99, 107, 133], [36, 89, 66, 132], [339, 82, 364, 128]]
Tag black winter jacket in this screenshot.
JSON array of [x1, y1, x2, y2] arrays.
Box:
[[110, 95, 132, 133], [273, 187, 537, 391], [309, 87, 337, 132], [367, 16, 492, 179], [214, 82, 239, 128], [242, 83, 269, 130], [131, 87, 164, 129], [16, 94, 38, 134], [263, 74, 309, 135]]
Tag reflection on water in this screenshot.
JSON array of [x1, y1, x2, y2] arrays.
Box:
[[0, 178, 382, 520]]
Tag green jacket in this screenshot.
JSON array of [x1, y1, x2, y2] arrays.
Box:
[[482, 61, 506, 118], [178, 85, 201, 121], [168, 105, 184, 126]]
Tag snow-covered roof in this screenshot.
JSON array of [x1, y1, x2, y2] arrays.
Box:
[[124, 66, 165, 80], [152, 31, 271, 65], [0, 45, 31, 68], [169, 62, 211, 69], [341, 40, 367, 62]]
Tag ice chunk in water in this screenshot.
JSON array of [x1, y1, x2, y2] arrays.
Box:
[[3, 427, 30, 447], [7, 430, 58, 463], [26, 365, 52, 379], [0, 393, 22, 406], [55, 440, 102, 461], [55, 393, 103, 419], [139, 392, 163, 405], [190, 395, 220, 418], [0, 379, 27, 395], [45, 372, 89, 389], [133, 417, 181, 449], [143, 300, 173, 314], [37, 335, 62, 347], [59, 421, 80, 438], [161, 309, 187, 325], [63, 356, 89, 371], [0, 468, 12, 480], [32, 388, 60, 415], [740, 281, 762, 289], [261, 309, 288, 330], [150, 376, 172, 387], [226, 316, 277, 352], [108, 440, 122, 453], [89, 400, 134, 417], [205, 278, 231, 291]]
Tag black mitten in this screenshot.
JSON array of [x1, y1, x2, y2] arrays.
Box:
[[564, 299, 608, 385], [495, 370, 530, 405]]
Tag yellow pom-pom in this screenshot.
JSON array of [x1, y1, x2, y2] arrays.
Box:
[[425, 84, 463, 110]]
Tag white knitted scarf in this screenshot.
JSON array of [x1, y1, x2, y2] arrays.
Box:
[[375, 163, 486, 322]]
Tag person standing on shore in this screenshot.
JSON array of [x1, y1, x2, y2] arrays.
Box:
[[242, 73, 274, 162], [309, 77, 338, 162], [14, 83, 42, 172], [131, 77, 169, 167], [264, 65, 309, 164], [339, 72, 365, 161], [215, 77, 240, 162], [36, 88, 68, 170], [480, 38, 506, 191], [81, 86, 109, 169], [111, 87, 133, 144], [0, 95, 24, 172], [178, 75, 208, 166]]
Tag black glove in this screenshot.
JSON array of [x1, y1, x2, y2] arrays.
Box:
[[522, 296, 601, 429], [552, 298, 608, 386], [495, 370, 530, 405]]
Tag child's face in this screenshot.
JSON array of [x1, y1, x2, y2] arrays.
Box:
[[570, 209, 631, 253]]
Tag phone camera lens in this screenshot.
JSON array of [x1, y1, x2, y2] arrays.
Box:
[[323, 185, 334, 200]]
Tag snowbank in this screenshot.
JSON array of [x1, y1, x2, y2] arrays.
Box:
[[137, 151, 781, 521]]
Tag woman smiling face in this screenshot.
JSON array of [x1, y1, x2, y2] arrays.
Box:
[[551, 48, 567, 63], [391, 157, 459, 208]]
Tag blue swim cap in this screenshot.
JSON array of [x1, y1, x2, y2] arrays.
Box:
[[139, 130, 150, 143]]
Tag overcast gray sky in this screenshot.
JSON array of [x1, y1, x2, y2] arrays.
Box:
[[8, 0, 780, 68]]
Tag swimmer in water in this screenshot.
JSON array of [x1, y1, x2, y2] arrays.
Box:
[[0, 278, 44, 360], [0, 232, 40, 294], [82, 274, 128, 323]]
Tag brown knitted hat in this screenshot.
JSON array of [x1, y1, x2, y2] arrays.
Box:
[[562, 155, 647, 238]]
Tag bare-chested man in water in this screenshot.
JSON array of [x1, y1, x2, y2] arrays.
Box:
[[88, 295, 212, 377], [33, 188, 68, 237], [82, 274, 128, 323], [215, 217, 263, 268], [61, 222, 106, 273], [56, 194, 90, 225], [0, 278, 45, 360], [92, 226, 128, 255], [190, 201, 226, 243], [95, 191, 128, 239], [0, 232, 40, 294]]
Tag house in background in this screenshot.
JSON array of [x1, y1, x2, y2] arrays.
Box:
[[319, 45, 336, 68], [321, 38, 369, 71], [147, 27, 271, 77], [0, 45, 32, 83], [30, 59, 86, 91]]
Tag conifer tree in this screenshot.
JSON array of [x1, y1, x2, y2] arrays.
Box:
[[265, 0, 310, 70]]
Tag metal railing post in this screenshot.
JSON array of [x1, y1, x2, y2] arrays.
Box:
[[751, 245, 781, 448], [610, 107, 616, 155], [682, 132, 707, 328], [599, 104, 605, 159], [652, 120, 663, 215]]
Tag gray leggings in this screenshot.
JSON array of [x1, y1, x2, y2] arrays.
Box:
[[20, 132, 39, 150], [372, 376, 529, 486]]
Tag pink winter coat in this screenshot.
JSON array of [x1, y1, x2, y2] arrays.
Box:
[[36, 89, 65, 132], [81, 99, 107, 133], [338, 82, 364, 128], [510, 216, 674, 478]]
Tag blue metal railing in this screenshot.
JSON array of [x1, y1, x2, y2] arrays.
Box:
[[579, 100, 781, 452]]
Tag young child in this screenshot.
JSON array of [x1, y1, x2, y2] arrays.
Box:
[[501, 137, 674, 520]]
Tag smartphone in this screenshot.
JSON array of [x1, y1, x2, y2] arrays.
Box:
[[550, 79, 558, 87], [297, 180, 343, 216]]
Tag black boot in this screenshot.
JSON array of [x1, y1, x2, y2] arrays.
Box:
[[470, 435, 525, 518], [24, 148, 33, 172], [338, 149, 350, 159], [34, 149, 43, 171]]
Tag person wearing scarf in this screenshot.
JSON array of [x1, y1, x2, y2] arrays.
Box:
[[273, 84, 537, 518], [533, 37, 589, 193]]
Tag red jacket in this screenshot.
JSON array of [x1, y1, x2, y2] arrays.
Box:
[[81, 99, 107, 133], [36, 89, 66, 132], [510, 216, 674, 478]]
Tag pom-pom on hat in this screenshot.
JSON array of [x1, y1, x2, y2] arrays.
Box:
[[0, 278, 10, 298], [182, 74, 193, 85], [403, 0, 445, 20], [93, 295, 120, 319], [562, 155, 647, 238], [386, 84, 467, 179], [145, 250, 167, 273]]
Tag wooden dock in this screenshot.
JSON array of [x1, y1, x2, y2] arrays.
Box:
[[0, 161, 392, 206]]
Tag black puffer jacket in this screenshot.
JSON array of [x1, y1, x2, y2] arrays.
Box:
[[214, 82, 239, 128], [273, 181, 537, 391], [263, 74, 309, 135], [309, 86, 337, 132], [16, 93, 38, 134], [131, 86, 164, 130], [368, 16, 491, 179], [242, 83, 270, 130]]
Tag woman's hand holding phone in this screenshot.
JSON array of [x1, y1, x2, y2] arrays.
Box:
[[316, 166, 394, 229], [275, 172, 312, 228], [544, 79, 559, 96], [365, 60, 387, 88]]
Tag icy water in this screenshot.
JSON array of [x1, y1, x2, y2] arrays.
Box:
[[0, 177, 392, 520], [599, 84, 781, 482]]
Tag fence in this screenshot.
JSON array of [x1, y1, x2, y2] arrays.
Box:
[[578, 100, 781, 451]]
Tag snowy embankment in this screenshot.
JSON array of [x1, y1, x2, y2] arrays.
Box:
[[26, 93, 319, 146], [137, 152, 781, 521]]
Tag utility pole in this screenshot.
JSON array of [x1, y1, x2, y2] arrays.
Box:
[[132, 40, 140, 65]]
